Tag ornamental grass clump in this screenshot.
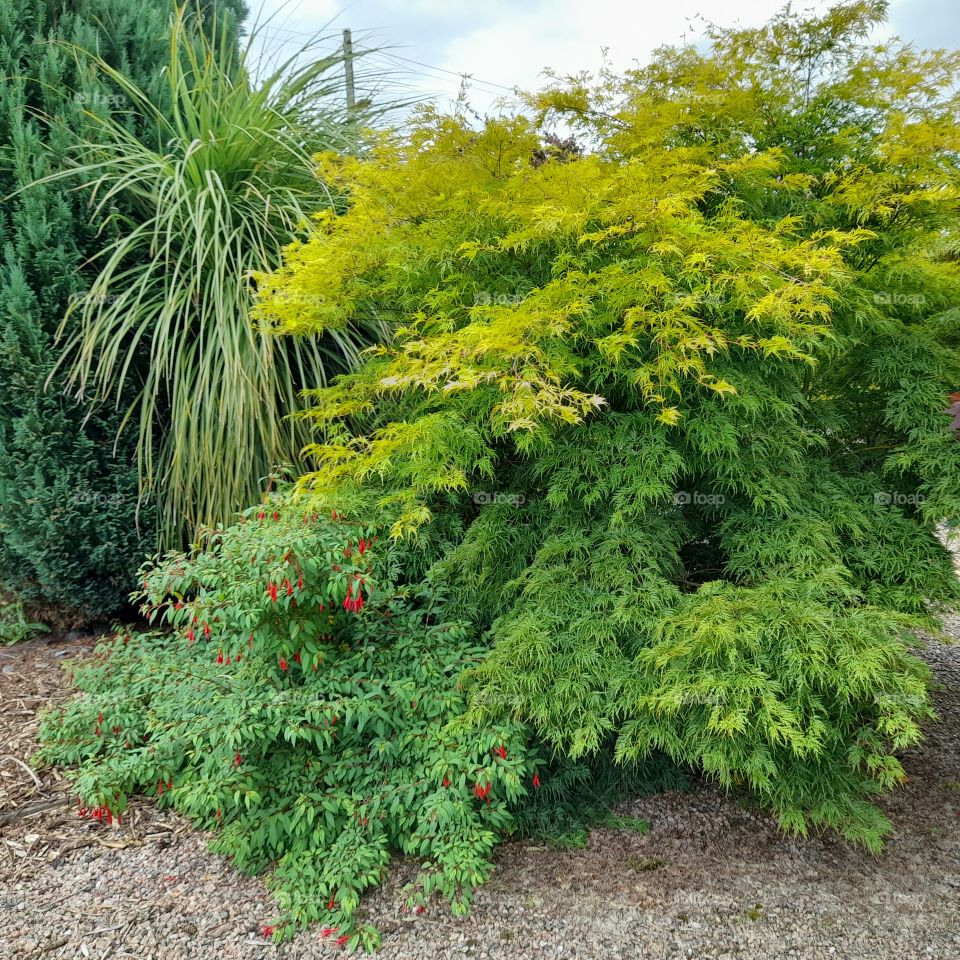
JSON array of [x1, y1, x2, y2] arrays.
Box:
[[41, 6, 391, 546], [37, 497, 541, 949]]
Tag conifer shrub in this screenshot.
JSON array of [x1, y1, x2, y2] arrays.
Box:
[[252, 2, 960, 850], [37, 495, 544, 948], [0, 0, 178, 620]]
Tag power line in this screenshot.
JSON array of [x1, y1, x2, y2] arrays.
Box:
[[375, 52, 517, 93], [253, 23, 518, 97]]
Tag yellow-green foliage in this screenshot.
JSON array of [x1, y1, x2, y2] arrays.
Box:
[[255, 1, 960, 848]]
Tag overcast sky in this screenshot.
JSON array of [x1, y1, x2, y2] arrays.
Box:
[[252, 0, 960, 114]]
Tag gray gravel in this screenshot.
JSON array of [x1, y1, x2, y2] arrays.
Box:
[[2, 623, 959, 959]]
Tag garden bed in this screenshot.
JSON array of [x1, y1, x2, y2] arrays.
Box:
[[2, 620, 959, 960]]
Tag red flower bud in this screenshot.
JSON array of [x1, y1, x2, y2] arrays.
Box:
[[533, 773, 541, 788], [261, 925, 274, 938], [268, 582, 278, 603], [279, 656, 287, 672]]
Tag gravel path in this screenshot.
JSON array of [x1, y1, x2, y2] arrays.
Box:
[[2, 617, 959, 960]]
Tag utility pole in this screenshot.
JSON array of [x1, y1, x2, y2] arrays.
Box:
[[343, 28, 355, 112]]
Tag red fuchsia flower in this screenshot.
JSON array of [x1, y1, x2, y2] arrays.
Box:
[[94, 724, 101, 736], [268, 582, 278, 603], [336, 935, 349, 946], [234, 753, 242, 767], [186, 628, 195, 644], [261, 926, 274, 938], [284, 578, 293, 596], [225, 656, 232, 666], [342, 579, 365, 613], [330, 509, 338, 520], [279, 656, 288, 672], [157, 780, 164, 796], [297, 573, 304, 590], [272, 511, 280, 521], [533, 773, 541, 789], [328, 894, 336, 910], [494, 744, 507, 760], [344, 544, 352, 558], [293, 652, 301, 664], [216, 650, 224, 665], [98, 712, 104, 724], [235, 652, 242, 663], [416, 905, 425, 915], [167, 779, 173, 790], [215, 809, 222, 820], [358, 538, 368, 555], [257, 511, 265, 520], [321, 927, 338, 938], [442, 776, 451, 788]]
